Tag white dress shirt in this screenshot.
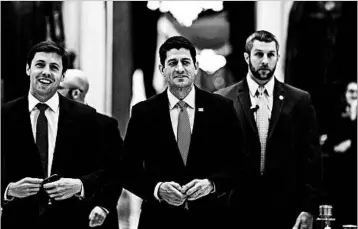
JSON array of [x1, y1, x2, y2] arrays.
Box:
[[246, 74, 274, 120], [154, 86, 196, 200], [28, 91, 60, 176]]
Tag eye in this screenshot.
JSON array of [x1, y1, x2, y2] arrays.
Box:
[[268, 53, 276, 58], [35, 63, 44, 67], [255, 52, 263, 57]]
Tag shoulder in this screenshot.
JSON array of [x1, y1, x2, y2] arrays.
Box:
[[215, 82, 239, 97], [96, 112, 119, 126], [2, 96, 26, 112], [197, 87, 235, 111], [280, 81, 311, 101], [60, 95, 97, 118]]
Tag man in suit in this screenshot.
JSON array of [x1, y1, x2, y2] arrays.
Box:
[[216, 30, 322, 229], [1, 41, 106, 229], [58, 69, 123, 229], [121, 36, 245, 229]]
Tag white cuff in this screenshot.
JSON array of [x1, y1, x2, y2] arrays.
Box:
[[75, 180, 85, 199], [154, 182, 163, 201], [4, 183, 15, 202]]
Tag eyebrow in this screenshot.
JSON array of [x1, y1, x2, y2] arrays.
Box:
[[34, 60, 60, 67]]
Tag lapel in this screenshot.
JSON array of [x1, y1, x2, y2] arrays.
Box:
[[51, 95, 76, 173], [156, 89, 184, 164], [188, 86, 208, 157], [267, 79, 285, 139], [12, 96, 39, 155], [236, 79, 258, 134]]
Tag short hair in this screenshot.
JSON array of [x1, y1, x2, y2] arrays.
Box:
[[159, 36, 196, 66], [27, 40, 69, 74], [245, 30, 279, 54]]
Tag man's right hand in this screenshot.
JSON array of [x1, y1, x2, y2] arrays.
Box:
[[158, 182, 187, 206], [8, 177, 43, 198]]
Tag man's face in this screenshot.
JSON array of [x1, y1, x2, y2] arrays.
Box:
[[27, 52, 64, 101], [346, 82, 357, 105], [159, 48, 198, 89], [245, 40, 279, 82]]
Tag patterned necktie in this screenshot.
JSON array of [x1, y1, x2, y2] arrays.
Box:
[[256, 86, 269, 174], [36, 103, 49, 178], [177, 100, 191, 165]]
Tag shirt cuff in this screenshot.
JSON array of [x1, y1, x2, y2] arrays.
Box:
[[99, 206, 110, 215], [75, 180, 85, 199], [209, 180, 216, 193], [154, 182, 163, 201], [4, 183, 15, 202]]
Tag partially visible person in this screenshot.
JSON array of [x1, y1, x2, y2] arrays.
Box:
[[216, 30, 322, 229], [58, 69, 123, 229], [58, 69, 89, 103], [1, 41, 105, 229], [122, 36, 245, 229], [323, 81, 357, 227]]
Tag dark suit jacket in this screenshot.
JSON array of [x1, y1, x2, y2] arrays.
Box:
[[1, 93, 105, 229], [93, 113, 123, 229], [122, 86, 245, 229], [216, 79, 322, 229]]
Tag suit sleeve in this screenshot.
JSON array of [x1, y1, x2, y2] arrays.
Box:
[[121, 105, 158, 201], [207, 99, 246, 198], [300, 92, 323, 214], [95, 117, 123, 211]]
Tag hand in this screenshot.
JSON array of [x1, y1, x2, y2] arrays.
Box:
[[89, 206, 108, 227], [181, 179, 214, 201], [8, 177, 43, 198], [292, 212, 313, 229], [334, 139, 351, 153], [158, 182, 187, 206], [43, 178, 82, 201]]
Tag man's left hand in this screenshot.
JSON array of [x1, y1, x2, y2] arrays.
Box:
[[181, 179, 213, 201], [43, 178, 82, 200], [292, 212, 313, 229]]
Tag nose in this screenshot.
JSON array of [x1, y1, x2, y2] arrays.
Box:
[[175, 62, 184, 73], [42, 65, 51, 76], [261, 54, 269, 65]]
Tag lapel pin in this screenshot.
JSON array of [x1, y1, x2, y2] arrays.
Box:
[[198, 108, 204, 112], [279, 95, 284, 100]]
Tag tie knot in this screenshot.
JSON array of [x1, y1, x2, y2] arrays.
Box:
[[256, 86, 266, 97], [36, 103, 48, 113], [177, 100, 187, 110]]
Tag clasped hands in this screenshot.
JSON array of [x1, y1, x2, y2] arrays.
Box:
[[158, 179, 214, 206], [8, 177, 82, 201]]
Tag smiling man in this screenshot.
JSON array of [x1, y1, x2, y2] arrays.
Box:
[[1, 41, 106, 229], [122, 36, 246, 229], [216, 30, 322, 229]]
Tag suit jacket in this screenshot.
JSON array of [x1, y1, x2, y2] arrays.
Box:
[[93, 113, 123, 229], [122, 86, 245, 229], [216, 78, 322, 229], [1, 94, 105, 229]]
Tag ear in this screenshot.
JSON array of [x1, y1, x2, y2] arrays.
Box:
[[244, 52, 249, 65], [26, 64, 30, 76], [71, 89, 81, 100], [159, 64, 165, 75], [194, 61, 199, 74]]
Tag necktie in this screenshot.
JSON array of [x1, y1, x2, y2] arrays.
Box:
[[36, 103, 49, 178], [256, 86, 269, 174], [177, 100, 191, 165]]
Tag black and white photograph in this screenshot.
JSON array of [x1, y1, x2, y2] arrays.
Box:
[[1, 1, 357, 229]]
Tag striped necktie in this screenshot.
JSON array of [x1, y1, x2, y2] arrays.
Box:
[[256, 86, 269, 174]]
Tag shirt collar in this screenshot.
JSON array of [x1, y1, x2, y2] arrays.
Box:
[[167, 85, 195, 110], [28, 92, 60, 113], [246, 74, 275, 97]]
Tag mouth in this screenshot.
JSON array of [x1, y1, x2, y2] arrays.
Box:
[[38, 78, 53, 85]]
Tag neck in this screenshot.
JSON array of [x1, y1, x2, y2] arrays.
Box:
[[169, 85, 192, 100], [31, 91, 54, 103]]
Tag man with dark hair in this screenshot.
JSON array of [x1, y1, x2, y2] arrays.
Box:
[[122, 35, 245, 229], [58, 68, 123, 229], [1, 41, 106, 229], [216, 30, 322, 229]]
